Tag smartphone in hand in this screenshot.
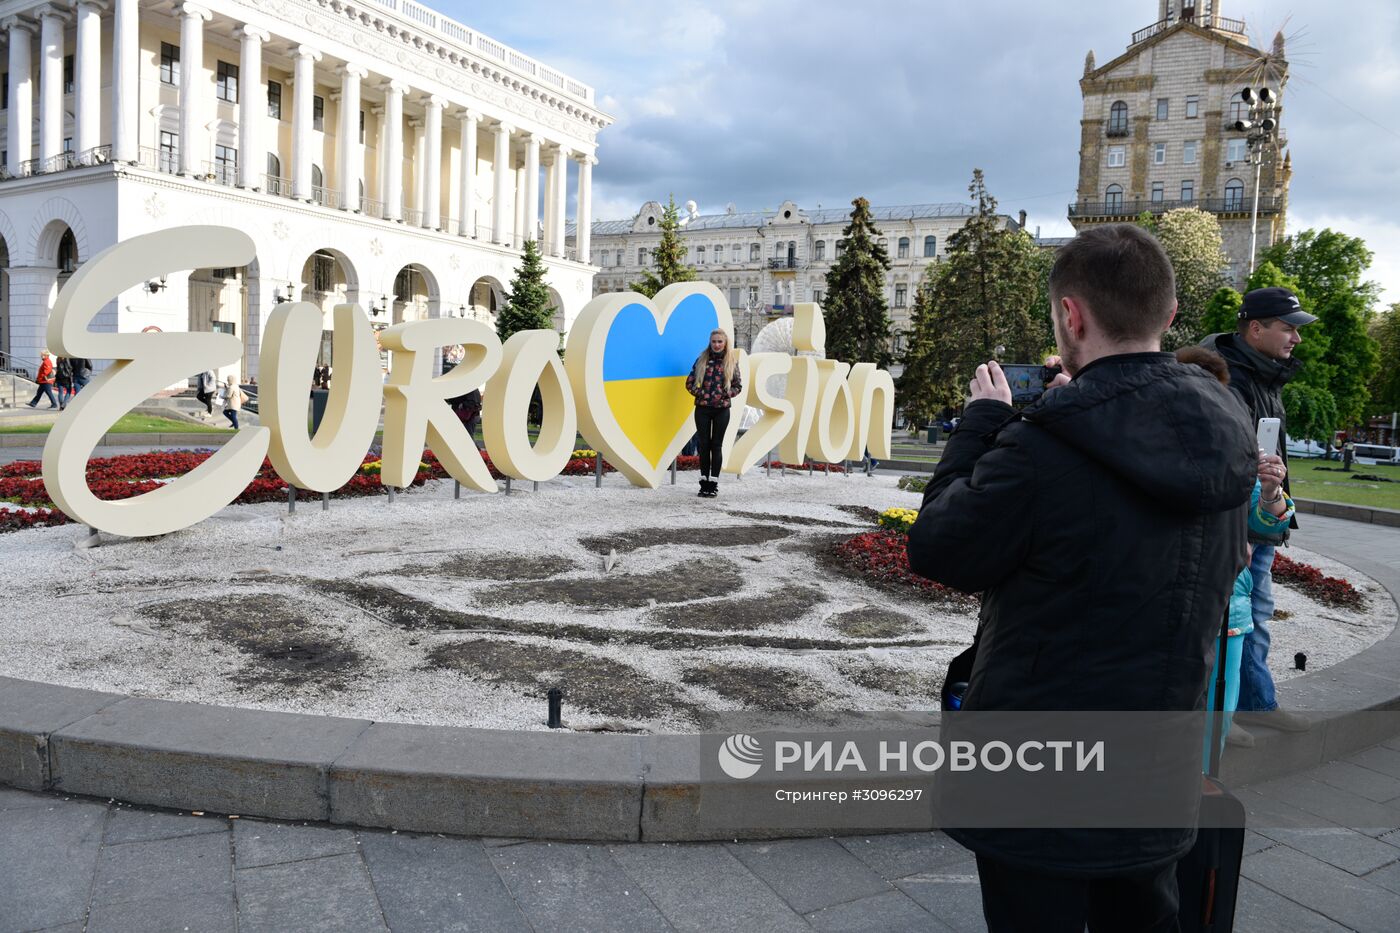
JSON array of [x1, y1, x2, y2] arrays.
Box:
[[1256, 417, 1281, 456]]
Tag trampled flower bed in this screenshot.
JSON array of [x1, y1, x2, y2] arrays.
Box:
[[1272, 552, 1365, 609]]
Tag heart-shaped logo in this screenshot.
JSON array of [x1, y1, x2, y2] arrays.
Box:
[[565, 283, 734, 488]]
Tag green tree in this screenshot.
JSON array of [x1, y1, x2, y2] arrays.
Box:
[[497, 239, 557, 344], [1282, 383, 1340, 446], [632, 194, 697, 298], [1368, 305, 1400, 416], [822, 197, 894, 367], [897, 170, 1050, 413], [1201, 286, 1242, 335], [1149, 207, 1228, 347], [1259, 229, 1381, 429]]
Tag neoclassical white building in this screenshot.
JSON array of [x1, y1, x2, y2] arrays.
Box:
[[0, 0, 608, 382]]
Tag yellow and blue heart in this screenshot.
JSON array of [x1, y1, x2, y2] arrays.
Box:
[[601, 293, 719, 467]]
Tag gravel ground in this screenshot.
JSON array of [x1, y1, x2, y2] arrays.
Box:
[[0, 472, 1390, 733]]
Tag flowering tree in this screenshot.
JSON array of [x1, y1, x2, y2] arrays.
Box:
[[1141, 207, 1228, 347]]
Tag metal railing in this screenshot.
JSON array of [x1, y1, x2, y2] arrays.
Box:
[[264, 174, 291, 197], [138, 147, 181, 175], [77, 145, 112, 166], [204, 161, 238, 187], [312, 185, 344, 209], [1106, 125, 1130, 138], [768, 257, 798, 270], [1132, 13, 1247, 44], [1068, 196, 1278, 218], [402, 207, 424, 227], [360, 196, 384, 218]]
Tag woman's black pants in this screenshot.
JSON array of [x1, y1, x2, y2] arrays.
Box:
[[693, 405, 730, 478]]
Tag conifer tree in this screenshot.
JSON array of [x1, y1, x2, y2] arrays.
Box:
[[497, 239, 557, 345], [822, 197, 893, 367], [633, 195, 697, 298]]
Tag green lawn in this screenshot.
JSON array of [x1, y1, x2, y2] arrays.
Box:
[[1, 413, 233, 435], [1287, 459, 1400, 511]]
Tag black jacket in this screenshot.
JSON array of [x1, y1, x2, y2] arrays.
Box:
[[1201, 331, 1301, 540], [907, 353, 1256, 876]]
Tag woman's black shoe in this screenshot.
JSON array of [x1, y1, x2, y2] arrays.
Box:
[[698, 480, 710, 498]]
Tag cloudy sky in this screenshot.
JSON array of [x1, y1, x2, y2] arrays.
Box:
[[440, 0, 1400, 305]]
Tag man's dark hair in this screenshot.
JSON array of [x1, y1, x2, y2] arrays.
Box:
[[1049, 224, 1176, 341]]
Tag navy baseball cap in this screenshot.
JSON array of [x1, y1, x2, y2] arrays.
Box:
[[1238, 286, 1317, 326]]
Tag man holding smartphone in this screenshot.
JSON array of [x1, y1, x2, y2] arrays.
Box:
[[1200, 286, 1318, 744], [907, 224, 1257, 931]]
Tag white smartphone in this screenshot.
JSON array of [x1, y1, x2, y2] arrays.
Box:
[[1257, 417, 1281, 456]]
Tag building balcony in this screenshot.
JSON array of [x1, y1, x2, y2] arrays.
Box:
[[768, 257, 799, 270], [1131, 13, 1246, 45], [1069, 196, 1280, 219], [1106, 125, 1130, 138]]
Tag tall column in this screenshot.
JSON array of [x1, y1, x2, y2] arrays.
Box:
[[382, 81, 405, 221], [457, 109, 478, 237], [111, 0, 138, 162], [5, 18, 35, 175], [370, 104, 385, 213], [551, 146, 571, 257], [423, 96, 443, 229], [177, 3, 211, 175], [542, 149, 556, 251], [74, 0, 105, 161], [236, 26, 268, 188], [290, 46, 321, 200], [410, 118, 424, 220], [522, 134, 540, 244], [491, 122, 514, 245], [38, 5, 69, 166], [576, 154, 594, 263], [514, 164, 527, 248], [337, 65, 366, 210]]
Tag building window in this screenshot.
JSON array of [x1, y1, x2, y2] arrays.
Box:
[[749, 243, 760, 261], [1156, 98, 1169, 121], [897, 237, 910, 259], [1, 73, 7, 109], [268, 80, 282, 119], [814, 240, 825, 260], [159, 130, 179, 172], [748, 285, 759, 304], [894, 284, 907, 307], [924, 235, 936, 257], [63, 137, 72, 152], [311, 164, 323, 199], [599, 250, 609, 267], [216, 61, 238, 102], [813, 289, 825, 304], [359, 110, 366, 144], [58, 230, 78, 273], [1183, 140, 1198, 165], [160, 43, 180, 86], [1105, 184, 1123, 210], [1224, 178, 1245, 210], [214, 144, 237, 183], [638, 248, 647, 266], [266, 151, 281, 180], [1228, 91, 1247, 125], [729, 286, 741, 308], [775, 241, 785, 257], [696, 246, 705, 263], [1153, 142, 1166, 165], [312, 251, 337, 293], [835, 240, 845, 259], [1151, 181, 1164, 204], [1226, 138, 1247, 163], [731, 244, 740, 263], [1108, 100, 1129, 135], [63, 54, 73, 94], [1185, 95, 1199, 119], [313, 96, 325, 132], [1181, 179, 1195, 202], [1107, 145, 1125, 167]]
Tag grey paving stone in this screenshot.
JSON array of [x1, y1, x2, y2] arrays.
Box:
[[488, 841, 674, 933], [359, 831, 532, 933], [234, 818, 359, 868], [103, 805, 227, 846], [1362, 858, 1400, 897], [893, 863, 988, 933], [1234, 877, 1351, 931], [1311, 759, 1400, 803], [85, 891, 237, 933], [1250, 774, 1400, 836], [610, 842, 810, 933], [1351, 744, 1400, 780], [25, 923, 85, 933], [1244, 829, 1278, 855], [90, 829, 232, 906], [236, 852, 388, 933], [1257, 825, 1400, 875], [0, 785, 54, 811], [837, 832, 968, 880], [725, 838, 891, 915], [806, 889, 952, 933], [0, 798, 106, 933], [1244, 843, 1400, 931]]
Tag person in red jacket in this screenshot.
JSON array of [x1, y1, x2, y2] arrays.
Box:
[[26, 351, 59, 408]]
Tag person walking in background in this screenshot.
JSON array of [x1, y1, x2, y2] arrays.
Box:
[[1200, 286, 1317, 743], [53, 357, 74, 410], [448, 387, 482, 447], [685, 329, 742, 498], [26, 350, 58, 409], [220, 374, 243, 429], [70, 357, 92, 396], [195, 368, 217, 417]]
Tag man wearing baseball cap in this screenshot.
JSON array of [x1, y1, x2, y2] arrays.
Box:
[[1201, 285, 1318, 745]]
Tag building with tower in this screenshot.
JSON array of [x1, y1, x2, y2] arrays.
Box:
[[1069, 0, 1291, 285]]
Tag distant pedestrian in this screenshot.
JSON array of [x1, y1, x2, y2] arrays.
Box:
[[448, 388, 482, 446], [54, 357, 74, 410], [70, 357, 92, 395], [26, 351, 59, 409], [220, 374, 243, 429], [685, 329, 742, 498], [195, 368, 217, 416]]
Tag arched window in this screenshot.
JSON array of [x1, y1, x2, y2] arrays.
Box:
[[266, 152, 281, 180], [1105, 184, 1124, 210], [1224, 178, 1245, 210], [897, 237, 910, 259], [924, 235, 936, 257], [57, 229, 78, 274], [1228, 91, 1247, 125], [814, 240, 825, 260], [835, 240, 845, 259], [311, 164, 323, 202], [1108, 100, 1129, 135]]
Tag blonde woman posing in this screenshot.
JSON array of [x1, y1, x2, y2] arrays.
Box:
[[684, 329, 742, 498]]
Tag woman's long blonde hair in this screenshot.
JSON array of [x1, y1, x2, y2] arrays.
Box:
[[692, 329, 737, 392]]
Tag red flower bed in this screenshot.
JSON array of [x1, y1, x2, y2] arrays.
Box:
[[0, 508, 70, 532], [831, 529, 974, 604], [1271, 553, 1365, 609], [772, 460, 847, 473]]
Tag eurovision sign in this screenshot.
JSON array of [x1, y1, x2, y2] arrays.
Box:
[[42, 226, 894, 538]]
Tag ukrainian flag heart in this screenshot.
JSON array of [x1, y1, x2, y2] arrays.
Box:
[[565, 283, 734, 488]]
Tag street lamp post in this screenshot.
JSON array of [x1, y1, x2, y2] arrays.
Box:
[[1234, 85, 1279, 275]]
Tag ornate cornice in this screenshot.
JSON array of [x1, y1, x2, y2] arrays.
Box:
[[1080, 74, 1155, 95]]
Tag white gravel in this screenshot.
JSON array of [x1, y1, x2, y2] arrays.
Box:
[[0, 470, 1390, 733]]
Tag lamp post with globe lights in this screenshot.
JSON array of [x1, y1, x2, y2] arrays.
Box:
[[1233, 85, 1279, 274]]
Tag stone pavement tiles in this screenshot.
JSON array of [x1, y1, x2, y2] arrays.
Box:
[[4, 736, 1400, 932]]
